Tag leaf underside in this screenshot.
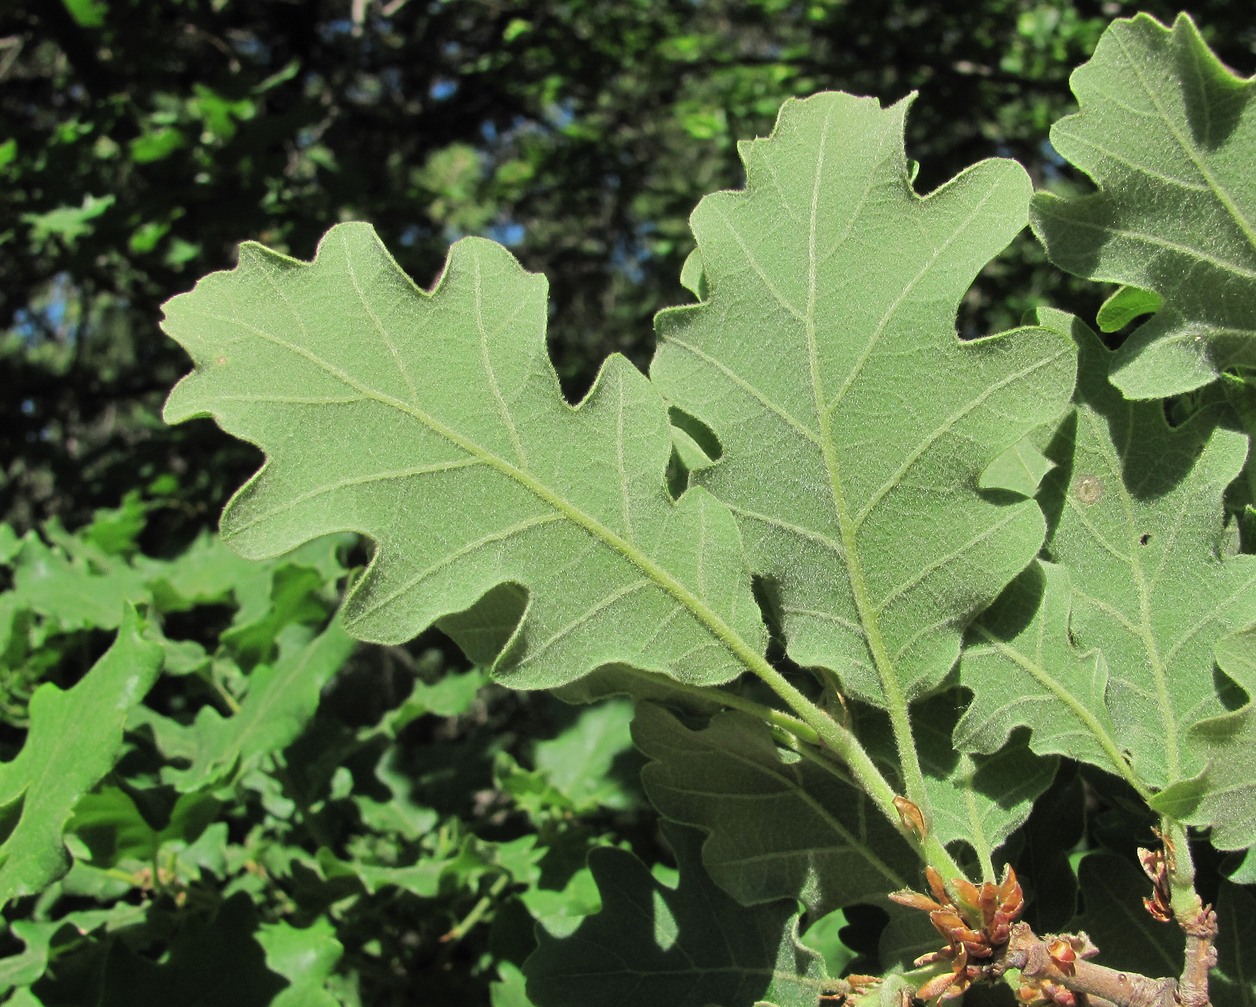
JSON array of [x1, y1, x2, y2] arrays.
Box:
[[958, 560, 1121, 772], [652, 91, 1077, 709], [904, 694, 1057, 871], [1031, 12, 1256, 399], [1151, 628, 1256, 849], [1042, 311, 1256, 788], [960, 311, 1256, 795], [162, 224, 766, 690]]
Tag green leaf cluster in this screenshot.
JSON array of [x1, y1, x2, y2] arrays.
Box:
[[0, 496, 653, 1004], [2, 9, 1255, 1007], [151, 11, 1256, 1003]]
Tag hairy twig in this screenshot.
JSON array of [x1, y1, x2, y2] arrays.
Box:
[[1001, 922, 1178, 1007], [1177, 905, 1219, 1007]]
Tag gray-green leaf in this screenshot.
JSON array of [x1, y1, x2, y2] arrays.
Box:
[[1030, 13, 1256, 399], [1150, 628, 1256, 849], [162, 224, 766, 690], [957, 560, 1126, 778], [652, 91, 1077, 709], [1038, 310, 1256, 789]]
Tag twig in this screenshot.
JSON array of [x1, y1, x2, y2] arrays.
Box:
[[1177, 905, 1219, 1007], [1001, 922, 1177, 1007]]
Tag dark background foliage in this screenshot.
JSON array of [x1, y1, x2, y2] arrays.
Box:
[[2, 4, 1254, 1004], [5, 0, 1253, 538]]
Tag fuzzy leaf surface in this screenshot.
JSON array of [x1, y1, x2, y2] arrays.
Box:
[[162, 223, 765, 688], [978, 437, 1054, 498], [652, 91, 1077, 708], [956, 560, 1126, 776], [633, 703, 915, 917], [0, 608, 162, 908], [847, 692, 1055, 873], [1038, 311, 1256, 789], [1030, 13, 1256, 398], [1150, 628, 1256, 849], [524, 822, 828, 1007], [906, 694, 1057, 873]]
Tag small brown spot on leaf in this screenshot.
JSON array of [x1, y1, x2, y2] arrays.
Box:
[[1074, 475, 1103, 504]]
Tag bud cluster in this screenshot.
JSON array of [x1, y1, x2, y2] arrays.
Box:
[[888, 865, 1024, 1001], [1138, 844, 1173, 923]]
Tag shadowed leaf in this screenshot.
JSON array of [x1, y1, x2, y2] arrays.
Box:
[[524, 822, 829, 1007], [633, 703, 915, 916], [1031, 13, 1256, 398]]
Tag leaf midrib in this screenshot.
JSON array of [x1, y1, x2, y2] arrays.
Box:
[[801, 108, 907, 722], [195, 299, 769, 682], [800, 104, 1018, 806], [1034, 206, 1256, 282], [1076, 405, 1180, 780], [1110, 23, 1256, 260], [972, 619, 1148, 798]]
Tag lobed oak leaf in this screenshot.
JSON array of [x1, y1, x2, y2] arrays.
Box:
[[1031, 13, 1256, 399], [162, 224, 766, 690], [652, 91, 1077, 711]]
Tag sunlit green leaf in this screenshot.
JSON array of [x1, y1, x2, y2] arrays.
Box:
[[162, 224, 766, 690], [377, 666, 489, 736], [21, 194, 115, 245], [163, 620, 355, 792], [0, 526, 19, 566], [1095, 286, 1163, 334], [257, 917, 343, 1007], [652, 91, 1077, 708], [10, 534, 150, 631], [1031, 13, 1256, 398], [978, 436, 1054, 497], [0, 920, 60, 992], [61, 0, 107, 28], [0, 608, 161, 909], [503, 699, 641, 817], [68, 786, 219, 867]]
